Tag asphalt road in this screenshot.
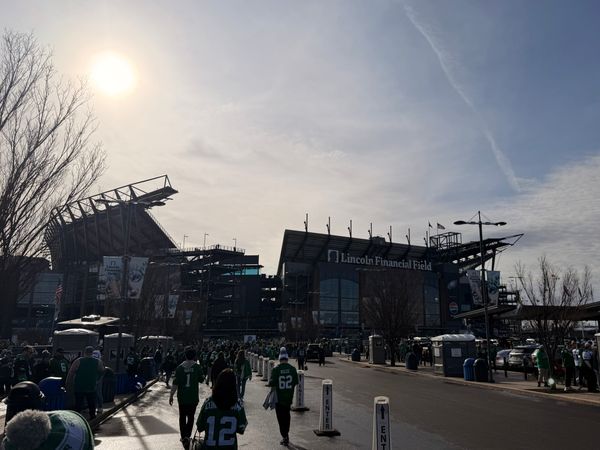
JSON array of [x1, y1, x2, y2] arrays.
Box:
[[92, 359, 600, 449]]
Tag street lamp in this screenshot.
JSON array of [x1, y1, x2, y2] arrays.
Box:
[[94, 197, 167, 372], [454, 211, 506, 383]]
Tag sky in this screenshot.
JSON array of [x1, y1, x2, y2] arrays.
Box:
[[2, 0, 599, 284]]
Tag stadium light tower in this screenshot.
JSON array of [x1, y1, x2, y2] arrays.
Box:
[[94, 197, 167, 372], [454, 211, 506, 383]]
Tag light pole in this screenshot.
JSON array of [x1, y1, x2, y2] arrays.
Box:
[[454, 211, 506, 383], [95, 198, 167, 372], [203, 233, 209, 249]]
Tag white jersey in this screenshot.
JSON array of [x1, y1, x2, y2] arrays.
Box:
[[573, 349, 582, 367]]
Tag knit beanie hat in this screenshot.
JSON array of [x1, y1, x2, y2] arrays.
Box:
[[279, 347, 289, 361]]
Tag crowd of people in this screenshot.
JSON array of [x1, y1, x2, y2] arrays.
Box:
[[1, 338, 315, 449]]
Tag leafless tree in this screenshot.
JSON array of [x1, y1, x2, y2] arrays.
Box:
[[361, 269, 421, 366], [515, 257, 593, 371], [0, 31, 105, 336]]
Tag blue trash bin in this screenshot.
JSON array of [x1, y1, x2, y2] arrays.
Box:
[[405, 352, 418, 371], [39, 377, 66, 411], [463, 358, 475, 381], [115, 373, 129, 395]]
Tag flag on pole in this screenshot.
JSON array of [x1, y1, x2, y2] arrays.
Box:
[[437, 223, 446, 230], [428, 222, 433, 228]]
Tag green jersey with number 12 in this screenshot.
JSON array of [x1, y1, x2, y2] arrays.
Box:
[[174, 361, 205, 405], [196, 397, 247, 450]]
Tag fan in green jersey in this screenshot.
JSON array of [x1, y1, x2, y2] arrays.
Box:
[[196, 368, 247, 450], [170, 347, 206, 449], [268, 347, 298, 447]]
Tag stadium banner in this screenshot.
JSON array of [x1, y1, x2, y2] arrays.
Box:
[[154, 295, 165, 318], [487, 271, 501, 306], [100, 256, 123, 301], [99, 256, 149, 300], [127, 257, 148, 299], [466, 270, 483, 305], [167, 294, 179, 318]]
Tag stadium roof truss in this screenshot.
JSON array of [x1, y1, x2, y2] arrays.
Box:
[[45, 175, 178, 269]]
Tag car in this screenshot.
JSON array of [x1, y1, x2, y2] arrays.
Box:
[[508, 345, 540, 371], [306, 344, 321, 361], [495, 349, 512, 369]]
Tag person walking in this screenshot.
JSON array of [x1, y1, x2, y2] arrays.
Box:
[[211, 352, 228, 388], [49, 348, 70, 386], [66, 346, 104, 420], [196, 368, 247, 449], [169, 347, 206, 449], [296, 345, 306, 371], [92, 350, 104, 415], [561, 345, 575, 391], [33, 350, 52, 384], [269, 347, 298, 447], [317, 344, 325, 367], [163, 350, 177, 387], [12, 346, 34, 384], [233, 350, 252, 400], [536, 347, 550, 388], [581, 342, 598, 392], [573, 342, 584, 388]]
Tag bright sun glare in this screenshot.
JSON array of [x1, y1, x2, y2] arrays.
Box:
[[90, 51, 136, 96]]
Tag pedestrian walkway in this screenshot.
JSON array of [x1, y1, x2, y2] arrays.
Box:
[[337, 355, 600, 407]]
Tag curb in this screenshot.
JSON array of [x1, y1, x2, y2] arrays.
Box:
[[337, 358, 600, 408], [89, 377, 158, 430]]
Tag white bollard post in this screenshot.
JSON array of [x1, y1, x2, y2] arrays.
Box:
[[372, 396, 391, 450], [267, 360, 275, 386], [261, 357, 268, 382], [257, 356, 264, 377], [314, 379, 340, 436], [291, 370, 309, 412], [251, 354, 256, 372]]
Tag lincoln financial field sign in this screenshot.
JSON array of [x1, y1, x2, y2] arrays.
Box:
[[327, 249, 432, 271]]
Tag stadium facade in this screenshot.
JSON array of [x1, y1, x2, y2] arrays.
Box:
[[277, 229, 522, 340]]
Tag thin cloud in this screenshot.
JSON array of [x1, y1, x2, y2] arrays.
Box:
[[403, 2, 521, 192]]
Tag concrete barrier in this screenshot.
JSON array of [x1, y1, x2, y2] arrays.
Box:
[[267, 360, 276, 385], [257, 356, 264, 377], [314, 379, 340, 436], [261, 357, 268, 382], [372, 396, 391, 450], [291, 370, 309, 412]]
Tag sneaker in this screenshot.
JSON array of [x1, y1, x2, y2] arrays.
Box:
[[564, 387, 569, 392], [280, 437, 289, 446], [180, 437, 190, 449]]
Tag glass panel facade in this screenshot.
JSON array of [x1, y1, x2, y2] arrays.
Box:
[[319, 265, 360, 329]]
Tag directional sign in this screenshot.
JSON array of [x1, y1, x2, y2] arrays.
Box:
[[373, 396, 391, 450]]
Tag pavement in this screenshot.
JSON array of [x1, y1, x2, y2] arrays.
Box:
[[337, 354, 600, 407], [3, 359, 600, 449]]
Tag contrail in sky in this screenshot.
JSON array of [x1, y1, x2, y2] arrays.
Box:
[[403, 3, 521, 192]]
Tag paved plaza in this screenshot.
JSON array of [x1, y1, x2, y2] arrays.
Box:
[[11, 357, 588, 449]]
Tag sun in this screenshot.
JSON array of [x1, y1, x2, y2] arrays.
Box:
[[90, 51, 136, 97]]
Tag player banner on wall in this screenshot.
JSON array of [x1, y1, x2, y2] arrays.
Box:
[[486, 271, 500, 306], [167, 294, 179, 318], [466, 270, 482, 305], [99, 256, 149, 300]]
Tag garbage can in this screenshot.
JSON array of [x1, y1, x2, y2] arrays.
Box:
[[38, 377, 66, 411], [115, 372, 129, 395], [463, 358, 475, 381], [473, 358, 489, 382], [102, 367, 116, 403], [351, 348, 361, 362], [405, 352, 418, 371], [4, 381, 45, 425], [139, 357, 157, 380]]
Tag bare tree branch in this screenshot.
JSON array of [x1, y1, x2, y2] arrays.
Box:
[[0, 31, 105, 337]]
